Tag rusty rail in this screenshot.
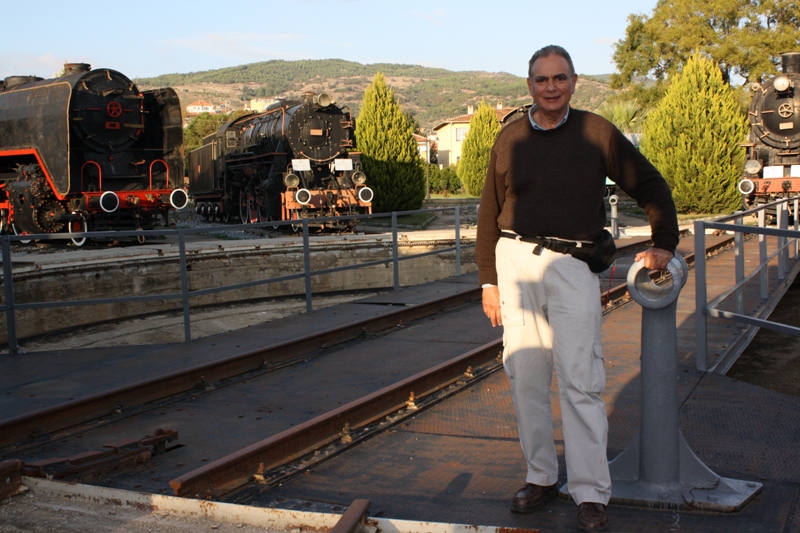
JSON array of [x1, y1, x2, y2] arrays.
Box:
[[0, 289, 480, 449], [329, 499, 371, 533], [169, 339, 503, 499]]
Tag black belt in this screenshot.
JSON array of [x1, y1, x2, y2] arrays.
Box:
[[500, 231, 594, 256]]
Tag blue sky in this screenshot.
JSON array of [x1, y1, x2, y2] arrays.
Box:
[[1, 0, 659, 80]]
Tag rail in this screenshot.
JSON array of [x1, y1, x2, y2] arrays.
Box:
[[694, 197, 800, 373], [0, 207, 474, 356]]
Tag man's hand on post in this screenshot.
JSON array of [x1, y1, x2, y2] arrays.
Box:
[[482, 286, 502, 327], [634, 247, 674, 271]]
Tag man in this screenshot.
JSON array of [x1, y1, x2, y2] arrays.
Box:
[[476, 45, 679, 532]]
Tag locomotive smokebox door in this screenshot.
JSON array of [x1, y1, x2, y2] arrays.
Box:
[[70, 70, 144, 154]]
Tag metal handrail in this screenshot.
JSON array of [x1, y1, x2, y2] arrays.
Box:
[[694, 197, 800, 373], [0, 206, 475, 356]]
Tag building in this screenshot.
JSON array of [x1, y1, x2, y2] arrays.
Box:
[[413, 133, 436, 164], [432, 104, 517, 168], [185, 100, 217, 116]]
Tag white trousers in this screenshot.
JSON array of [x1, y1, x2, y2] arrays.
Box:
[[496, 237, 611, 505]]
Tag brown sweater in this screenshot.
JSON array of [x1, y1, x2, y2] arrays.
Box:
[[476, 108, 679, 286]]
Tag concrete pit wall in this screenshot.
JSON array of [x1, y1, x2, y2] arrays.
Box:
[[0, 234, 477, 344]]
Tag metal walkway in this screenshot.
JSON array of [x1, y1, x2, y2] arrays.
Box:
[[1, 232, 799, 532]]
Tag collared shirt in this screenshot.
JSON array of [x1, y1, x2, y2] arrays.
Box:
[[528, 104, 570, 130]]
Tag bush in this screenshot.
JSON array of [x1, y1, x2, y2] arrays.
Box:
[[427, 165, 462, 195]]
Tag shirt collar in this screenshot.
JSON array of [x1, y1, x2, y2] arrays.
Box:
[[528, 105, 570, 131]]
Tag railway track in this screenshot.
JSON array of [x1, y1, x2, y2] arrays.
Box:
[[0, 232, 734, 507]]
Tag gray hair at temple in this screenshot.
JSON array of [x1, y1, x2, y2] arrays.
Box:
[[528, 45, 575, 78]]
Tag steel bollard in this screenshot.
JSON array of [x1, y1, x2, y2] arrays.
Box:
[[608, 194, 620, 239], [608, 255, 762, 511]]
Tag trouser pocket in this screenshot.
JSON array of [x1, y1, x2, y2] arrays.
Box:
[[589, 343, 606, 393]]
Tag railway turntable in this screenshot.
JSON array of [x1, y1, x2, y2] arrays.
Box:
[[1, 231, 799, 532]]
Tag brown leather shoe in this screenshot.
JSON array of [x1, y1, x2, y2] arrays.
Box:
[[510, 482, 558, 513], [577, 502, 609, 532]]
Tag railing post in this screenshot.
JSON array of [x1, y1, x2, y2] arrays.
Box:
[[734, 213, 745, 315], [609, 255, 762, 511], [2, 236, 18, 356], [392, 212, 399, 290], [794, 198, 799, 258], [778, 202, 788, 279], [758, 209, 768, 300], [178, 230, 191, 343], [609, 195, 620, 239], [455, 206, 461, 277], [303, 218, 313, 313], [694, 220, 708, 371]]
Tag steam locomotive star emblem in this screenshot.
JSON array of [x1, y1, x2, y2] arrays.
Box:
[[106, 101, 123, 117]]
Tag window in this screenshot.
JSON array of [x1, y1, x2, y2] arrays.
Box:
[[456, 127, 468, 141]]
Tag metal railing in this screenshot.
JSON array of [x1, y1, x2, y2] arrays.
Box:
[[694, 197, 800, 372], [0, 207, 475, 356]]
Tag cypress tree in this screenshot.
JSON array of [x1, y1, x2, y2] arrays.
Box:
[[640, 51, 747, 214], [457, 99, 501, 196], [355, 72, 426, 212]]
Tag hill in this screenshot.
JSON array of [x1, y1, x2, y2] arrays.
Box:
[[135, 59, 617, 130]]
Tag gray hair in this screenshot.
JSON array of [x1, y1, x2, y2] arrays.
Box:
[[528, 45, 575, 78]]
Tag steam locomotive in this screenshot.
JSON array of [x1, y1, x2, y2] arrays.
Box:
[[187, 92, 373, 229], [739, 52, 800, 208], [0, 63, 187, 245]]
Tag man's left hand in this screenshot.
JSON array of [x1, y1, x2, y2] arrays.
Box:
[[634, 247, 674, 270]]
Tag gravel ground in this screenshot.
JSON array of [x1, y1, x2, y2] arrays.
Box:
[[0, 490, 280, 533]]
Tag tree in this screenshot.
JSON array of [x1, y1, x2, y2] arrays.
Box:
[[457, 100, 501, 196], [639, 51, 747, 214], [613, 0, 800, 92], [596, 100, 645, 133], [355, 72, 426, 212]]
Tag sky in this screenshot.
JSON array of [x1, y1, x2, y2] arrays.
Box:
[[1, 0, 660, 81]]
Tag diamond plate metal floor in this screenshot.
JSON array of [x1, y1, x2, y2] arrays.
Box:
[[245, 236, 800, 532]]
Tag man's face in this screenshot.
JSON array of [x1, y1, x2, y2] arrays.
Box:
[[527, 54, 577, 117]]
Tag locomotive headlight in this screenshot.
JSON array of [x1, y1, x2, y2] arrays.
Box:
[[315, 93, 332, 107], [295, 188, 312, 205], [358, 187, 374, 203], [351, 171, 367, 185], [284, 173, 301, 188], [744, 159, 763, 175], [738, 179, 755, 195], [774, 75, 792, 92]]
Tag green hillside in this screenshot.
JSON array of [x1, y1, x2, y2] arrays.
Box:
[[135, 59, 617, 130]]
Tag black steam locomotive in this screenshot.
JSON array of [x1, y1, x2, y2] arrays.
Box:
[[188, 92, 373, 229], [0, 63, 187, 245], [739, 52, 800, 208]]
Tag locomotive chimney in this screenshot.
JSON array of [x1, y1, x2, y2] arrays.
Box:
[[781, 52, 800, 75], [63, 63, 91, 76], [302, 92, 315, 105]]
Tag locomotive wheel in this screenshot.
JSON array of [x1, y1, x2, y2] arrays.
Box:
[[37, 201, 67, 233], [68, 214, 89, 247], [256, 200, 269, 224], [267, 214, 280, 230], [11, 224, 33, 244], [239, 190, 250, 224]]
